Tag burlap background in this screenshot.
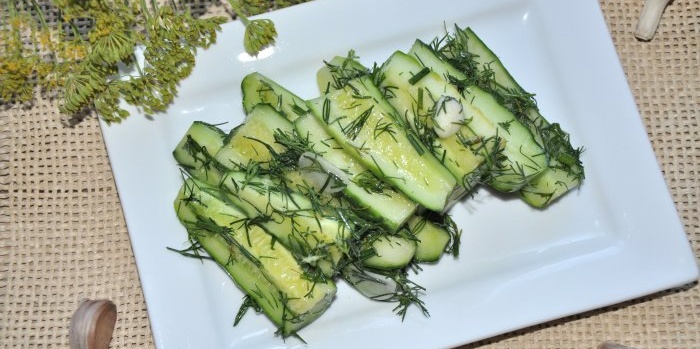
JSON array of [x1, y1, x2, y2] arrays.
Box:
[[1, 0, 698, 348]]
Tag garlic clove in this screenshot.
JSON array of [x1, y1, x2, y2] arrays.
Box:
[[433, 96, 465, 138], [298, 152, 348, 193], [69, 299, 117, 349], [635, 0, 671, 41]]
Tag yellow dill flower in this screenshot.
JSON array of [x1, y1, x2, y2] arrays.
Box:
[[226, 0, 278, 55], [9, 17, 24, 30], [0, 56, 37, 103], [38, 30, 53, 48], [60, 41, 87, 60]]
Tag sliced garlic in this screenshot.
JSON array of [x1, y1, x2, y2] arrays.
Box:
[[433, 96, 465, 138], [298, 151, 316, 169], [298, 152, 348, 193]]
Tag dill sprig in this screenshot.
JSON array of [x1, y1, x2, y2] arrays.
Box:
[[226, 0, 277, 55], [320, 50, 369, 92], [234, 294, 262, 326], [297, 181, 433, 319], [340, 262, 429, 319], [1, 0, 287, 123]]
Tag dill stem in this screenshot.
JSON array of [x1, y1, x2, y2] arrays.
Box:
[[7, 0, 22, 51], [139, 0, 152, 22], [169, 0, 179, 12], [150, 0, 160, 13], [29, 0, 48, 29], [132, 51, 145, 77], [226, 0, 251, 25]]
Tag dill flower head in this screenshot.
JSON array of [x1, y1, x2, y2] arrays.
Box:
[[243, 18, 278, 55]]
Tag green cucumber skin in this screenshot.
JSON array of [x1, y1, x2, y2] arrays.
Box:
[[172, 121, 227, 185], [461, 28, 525, 93], [466, 84, 548, 192], [362, 233, 417, 270], [241, 72, 310, 121], [408, 40, 464, 82], [215, 103, 294, 171], [307, 76, 459, 212], [408, 216, 451, 263], [174, 178, 336, 336], [459, 28, 584, 207]]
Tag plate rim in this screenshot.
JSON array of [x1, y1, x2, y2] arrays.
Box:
[[99, 0, 699, 348]]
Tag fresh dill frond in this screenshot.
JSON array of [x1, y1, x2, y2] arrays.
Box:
[[322, 50, 370, 91], [1, 0, 291, 122], [234, 294, 262, 326], [226, 0, 277, 55]]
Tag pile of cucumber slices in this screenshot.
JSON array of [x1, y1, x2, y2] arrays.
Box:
[[171, 25, 584, 338]]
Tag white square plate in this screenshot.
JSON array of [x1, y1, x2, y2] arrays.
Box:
[[100, 0, 699, 348]]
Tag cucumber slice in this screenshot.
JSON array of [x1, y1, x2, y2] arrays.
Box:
[[215, 104, 293, 170], [407, 216, 451, 263], [307, 76, 460, 212], [219, 170, 348, 276], [362, 231, 417, 270], [174, 178, 336, 336], [397, 47, 548, 192], [172, 121, 227, 185], [316, 52, 369, 94], [461, 28, 584, 207], [377, 51, 503, 192], [429, 27, 584, 206], [295, 114, 418, 231], [241, 72, 309, 121]]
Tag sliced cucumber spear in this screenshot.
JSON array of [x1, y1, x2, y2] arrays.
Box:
[[418, 26, 584, 207], [174, 177, 336, 337], [218, 169, 350, 277], [391, 47, 548, 193], [172, 121, 227, 186], [294, 114, 418, 231], [242, 72, 420, 231], [241, 72, 309, 121], [307, 76, 461, 212]]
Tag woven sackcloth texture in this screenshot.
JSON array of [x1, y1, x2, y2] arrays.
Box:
[[1, 0, 698, 348]]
